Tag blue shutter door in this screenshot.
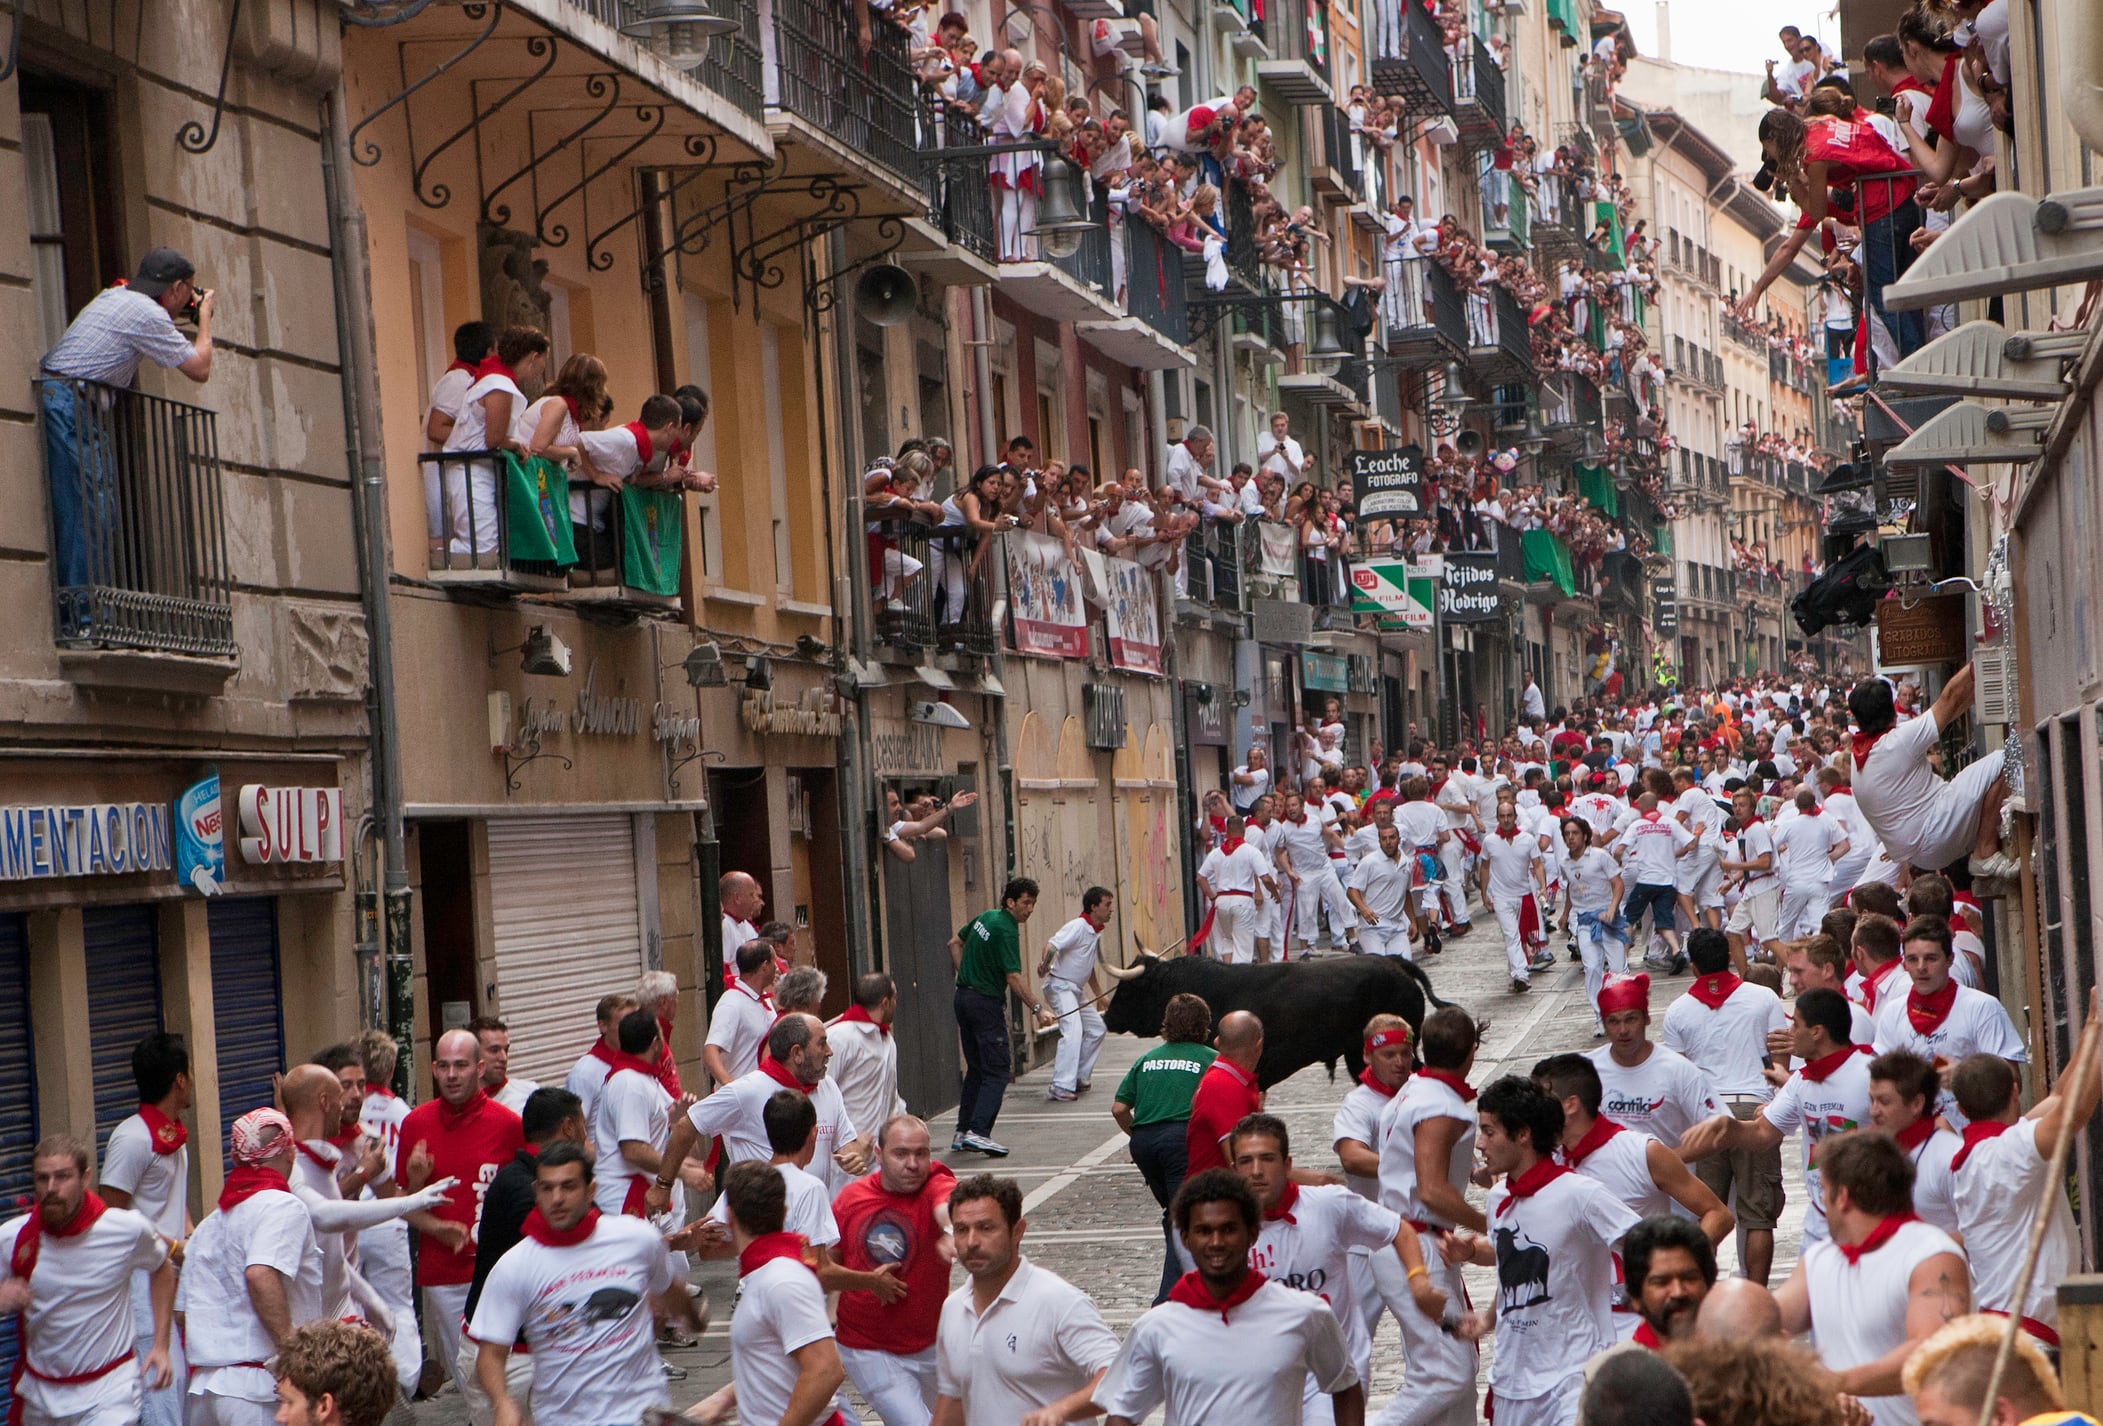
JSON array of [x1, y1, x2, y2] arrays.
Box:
[[208, 899, 285, 1159], [0, 913, 37, 1424], [85, 906, 162, 1150]]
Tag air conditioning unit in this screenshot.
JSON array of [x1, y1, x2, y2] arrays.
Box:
[[1974, 644, 2019, 724]]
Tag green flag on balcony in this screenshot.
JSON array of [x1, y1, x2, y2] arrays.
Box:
[[503, 453, 578, 566], [1521, 528, 1577, 598], [1575, 462, 1618, 518], [620, 486, 684, 596]]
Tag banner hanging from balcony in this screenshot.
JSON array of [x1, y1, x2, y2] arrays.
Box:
[[1350, 446, 1426, 522], [1521, 529, 1577, 598], [1006, 532, 1089, 659], [1574, 462, 1618, 518], [1348, 558, 1435, 631], [1256, 522, 1299, 578], [503, 455, 580, 566], [1102, 557, 1162, 676], [620, 487, 684, 597]]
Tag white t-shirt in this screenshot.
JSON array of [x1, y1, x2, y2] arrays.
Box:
[[1349, 851, 1415, 929], [443, 372, 524, 454], [1392, 801, 1445, 851], [1095, 1277, 1357, 1426], [1483, 1170, 1641, 1399], [427, 365, 476, 443], [1673, 789, 1727, 852], [592, 1066, 674, 1215], [1762, 1050, 1873, 1239], [730, 1255, 839, 1426], [686, 1069, 859, 1192], [1230, 766, 1272, 812], [1952, 1118, 2075, 1329], [180, 1189, 323, 1402], [491, 1077, 539, 1116], [704, 1161, 840, 1247], [1198, 842, 1272, 898], [705, 982, 776, 1081], [723, 916, 760, 963], [1802, 1219, 1963, 1426], [1616, 811, 1693, 884], [1479, 830, 1543, 902], [1565, 1124, 1677, 1236], [1043, 915, 1104, 985], [1907, 1127, 1964, 1235], [825, 1017, 905, 1144], [1377, 1073, 1476, 1228], [1586, 1044, 1722, 1150], [1729, 823, 1778, 894], [1662, 980, 1791, 1100], [467, 1214, 676, 1424], [577, 424, 650, 483], [1560, 847, 1621, 914], [1869, 985, 2027, 1112], [1255, 1184, 1401, 1375], [1332, 1082, 1398, 1203], [1568, 793, 1623, 838], [1274, 812, 1333, 876], [1773, 811, 1843, 888], [563, 1049, 617, 1133], [1849, 714, 1950, 865], [100, 1113, 190, 1241], [936, 1258, 1121, 1426], [0, 1206, 165, 1420]]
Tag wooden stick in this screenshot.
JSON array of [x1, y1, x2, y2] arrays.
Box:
[[1976, 1007, 2103, 1426]]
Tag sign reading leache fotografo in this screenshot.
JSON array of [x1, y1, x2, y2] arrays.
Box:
[[1351, 446, 1426, 521]]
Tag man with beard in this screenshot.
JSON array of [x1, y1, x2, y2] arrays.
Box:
[[1621, 1215, 1716, 1347], [0, 1136, 175, 1426]]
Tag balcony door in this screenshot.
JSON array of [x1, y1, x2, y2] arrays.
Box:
[[22, 71, 124, 352]]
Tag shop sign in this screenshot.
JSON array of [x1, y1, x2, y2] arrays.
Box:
[[1346, 654, 1378, 695], [652, 703, 703, 749], [237, 785, 344, 865], [1440, 553, 1504, 623], [0, 803, 174, 881], [1875, 593, 1968, 668], [1301, 651, 1350, 693], [515, 662, 646, 745], [742, 687, 842, 738], [1186, 686, 1229, 746], [1349, 558, 1436, 630], [1351, 445, 1426, 521], [176, 772, 225, 894], [1651, 577, 1679, 635], [872, 716, 946, 777]]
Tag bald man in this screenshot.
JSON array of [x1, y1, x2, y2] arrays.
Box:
[[280, 1065, 454, 1330], [722, 871, 766, 968], [1186, 1012, 1265, 1178], [397, 1029, 525, 1397], [1695, 1278, 1783, 1342]]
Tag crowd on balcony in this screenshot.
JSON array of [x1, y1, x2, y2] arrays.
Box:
[[1731, 422, 1828, 471], [1729, 537, 1794, 586]]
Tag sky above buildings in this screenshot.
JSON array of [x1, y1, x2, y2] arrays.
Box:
[[1616, 0, 1845, 77]]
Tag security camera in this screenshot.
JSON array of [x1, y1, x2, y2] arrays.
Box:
[[520, 626, 573, 678]]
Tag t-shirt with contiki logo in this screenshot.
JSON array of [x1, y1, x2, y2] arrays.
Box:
[[395, 1093, 526, 1284], [466, 1214, 675, 1424], [832, 1161, 958, 1355], [1584, 1044, 1721, 1151]]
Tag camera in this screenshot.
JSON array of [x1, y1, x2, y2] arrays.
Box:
[[178, 287, 210, 324], [1751, 162, 1776, 193]]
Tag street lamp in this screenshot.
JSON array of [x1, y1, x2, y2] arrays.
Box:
[[620, 0, 742, 71], [1025, 155, 1096, 259]]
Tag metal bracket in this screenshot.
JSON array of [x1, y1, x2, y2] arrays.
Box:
[[413, 36, 559, 209], [349, 2, 504, 167], [482, 76, 624, 228], [803, 215, 908, 319], [583, 141, 718, 272], [732, 174, 864, 297], [341, 0, 441, 23], [535, 107, 669, 248], [501, 737, 573, 794], [176, 0, 245, 155], [0, 0, 24, 85], [667, 746, 727, 800]]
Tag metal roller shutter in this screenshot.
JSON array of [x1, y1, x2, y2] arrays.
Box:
[[209, 899, 285, 1157], [85, 906, 162, 1149], [0, 914, 36, 1424], [487, 816, 643, 1085]]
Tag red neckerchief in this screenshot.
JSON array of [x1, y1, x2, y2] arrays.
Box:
[[1837, 1212, 1919, 1265], [138, 1103, 187, 1156], [760, 1057, 804, 1091], [1220, 836, 1246, 855], [1798, 1045, 1872, 1084], [1495, 825, 1521, 840], [1418, 1068, 1477, 1103], [1850, 727, 1890, 765], [446, 358, 480, 377], [475, 357, 516, 381], [1166, 1268, 1267, 1322], [1632, 1320, 1665, 1350], [1889, 76, 1928, 98], [1893, 1117, 1938, 1154], [437, 1089, 494, 1131], [560, 394, 581, 425], [1923, 52, 1960, 141], [1950, 1119, 2011, 1172], [1906, 980, 1959, 1037], [1827, 784, 1852, 797], [295, 1140, 338, 1173], [327, 1123, 360, 1151], [217, 1164, 291, 1213], [1494, 1157, 1571, 1218], [1860, 958, 1902, 1014], [1427, 777, 1449, 800], [1562, 1115, 1625, 1169], [1264, 1183, 1301, 1223], [367, 1085, 398, 1101], [1357, 1066, 1403, 1098], [585, 1040, 619, 1067], [1638, 808, 1662, 823], [1800, 804, 1822, 817], [624, 421, 655, 467], [1687, 973, 1743, 1011], [602, 1050, 661, 1085], [839, 1004, 890, 1037], [521, 1205, 601, 1248], [737, 1230, 813, 1277]]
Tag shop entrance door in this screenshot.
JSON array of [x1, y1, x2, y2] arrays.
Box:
[[883, 837, 958, 1118]]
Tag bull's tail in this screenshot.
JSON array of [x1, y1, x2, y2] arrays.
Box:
[[1394, 955, 1450, 1008]]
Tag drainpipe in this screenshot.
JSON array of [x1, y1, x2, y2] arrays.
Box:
[[970, 288, 998, 466], [321, 84, 414, 1075]]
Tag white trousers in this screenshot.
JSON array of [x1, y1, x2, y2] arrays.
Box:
[[363, 1221, 421, 1394], [1348, 1241, 1419, 1341], [1291, 867, 1357, 949], [427, 1282, 472, 1398], [1875, 747, 2006, 868], [1359, 924, 1413, 960], [1438, 840, 1471, 925], [1487, 1370, 1584, 1426], [20, 1362, 142, 1426], [838, 1344, 937, 1426], [1777, 884, 1826, 941], [453, 1332, 535, 1426], [131, 1266, 185, 1426], [1045, 977, 1106, 1092], [1371, 1258, 1477, 1426], [443, 459, 501, 557], [1492, 895, 1531, 979], [186, 1391, 278, 1426], [1571, 911, 1628, 1020], [1211, 897, 1257, 964]]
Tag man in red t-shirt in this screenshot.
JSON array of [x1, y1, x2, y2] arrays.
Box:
[[397, 1027, 525, 1398], [1186, 1011, 1265, 1177], [830, 1114, 957, 1426]]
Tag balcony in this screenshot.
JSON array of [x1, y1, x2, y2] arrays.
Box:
[[564, 0, 765, 118], [919, 105, 998, 274], [1530, 173, 1585, 262], [1451, 33, 1507, 151], [1483, 170, 1530, 254], [35, 377, 237, 659], [1539, 372, 1601, 447], [1078, 215, 1194, 370], [1312, 106, 1362, 202], [1466, 282, 1533, 381], [1253, 0, 1333, 103], [768, 0, 922, 185], [1179, 521, 1247, 612], [1381, 255, 1468, 367], [997, 193, 1124, 323], [870, 522, 999, 657], [1372, 0, 1453, 119]]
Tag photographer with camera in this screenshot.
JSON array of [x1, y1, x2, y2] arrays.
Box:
[[37, 247, 215, 590]]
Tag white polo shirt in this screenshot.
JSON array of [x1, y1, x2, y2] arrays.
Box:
[[704, 1161, 840, 1247], [705, 981, 776, 1081], [1952, 1118, 2074, 1331], [1251, 1184, 1402, 1373], [1560, 847, 1621, 914], [1729, 823, 1778, 894], [937, 1257, 1121, 1426], [1483, 1170, 1641, 1401], [1043, 915, 1104, 985], [1761, 1049, 1873, 1239], [1661, 980, 1790, 1100], [0, 1205, 165, 1421], [1094, 1277, 1356, 1426], [592, 1066, 675, 1215], [1273, 811, 1333, 878], [1479, 829, 1543, 902], [491, 1077, 540, 1116], [100, 1113, 190, 1241], [180, 1189, 323, 1404], [1198, 842, 1271, 897], [685, 1068, 859, 1191], [1585, 1044, 1722, 1150], [1616, 810, 1692, 885], [1348, 850, 1415, 928], [1773, 811, 1843, 889]]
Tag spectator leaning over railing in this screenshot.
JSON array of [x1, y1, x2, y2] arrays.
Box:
[[439, 325, 550, 560], [37, 247, 215, 591]]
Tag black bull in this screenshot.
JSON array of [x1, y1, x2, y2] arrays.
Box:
[[1101, 954, 1446, 1088]]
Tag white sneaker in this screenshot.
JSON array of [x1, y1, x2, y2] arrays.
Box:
[[962, 1132, 1009, 1156]]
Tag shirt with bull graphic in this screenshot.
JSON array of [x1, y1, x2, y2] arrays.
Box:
[[1483, 1170, 1639, 1401], [467, 1212, 677, 1424]]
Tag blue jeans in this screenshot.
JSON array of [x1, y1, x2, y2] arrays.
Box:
[[954, 986, 1012, 1136], [1622, 882, 1679, 939], [1861, 198, 1925, 367], [39, 379, 111, 593], [1127, 1120, 1190, 1303]]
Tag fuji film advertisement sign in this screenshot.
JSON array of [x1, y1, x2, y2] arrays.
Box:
[[1349, 558, 1437, 630]]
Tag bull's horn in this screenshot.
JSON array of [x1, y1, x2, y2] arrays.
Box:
[[1104, 961, 1146, 981]]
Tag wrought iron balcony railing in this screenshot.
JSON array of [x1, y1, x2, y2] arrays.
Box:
[[564, 0, 765, 118], [770, 0, 921, 181], [1372, 0, 1453, 118], [923, 104, 997, 263]]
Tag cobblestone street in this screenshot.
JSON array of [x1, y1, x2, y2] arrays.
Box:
[[412, 926, 1810, 1423]]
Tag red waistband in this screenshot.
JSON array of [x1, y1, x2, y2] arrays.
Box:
[[1215, 889, 1254, 897], [24, 1350, 134, 1386], [1981, 1309, 2060, 1348]]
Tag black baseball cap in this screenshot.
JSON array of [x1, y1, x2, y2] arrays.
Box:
[[132, 248, 196, 299]]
